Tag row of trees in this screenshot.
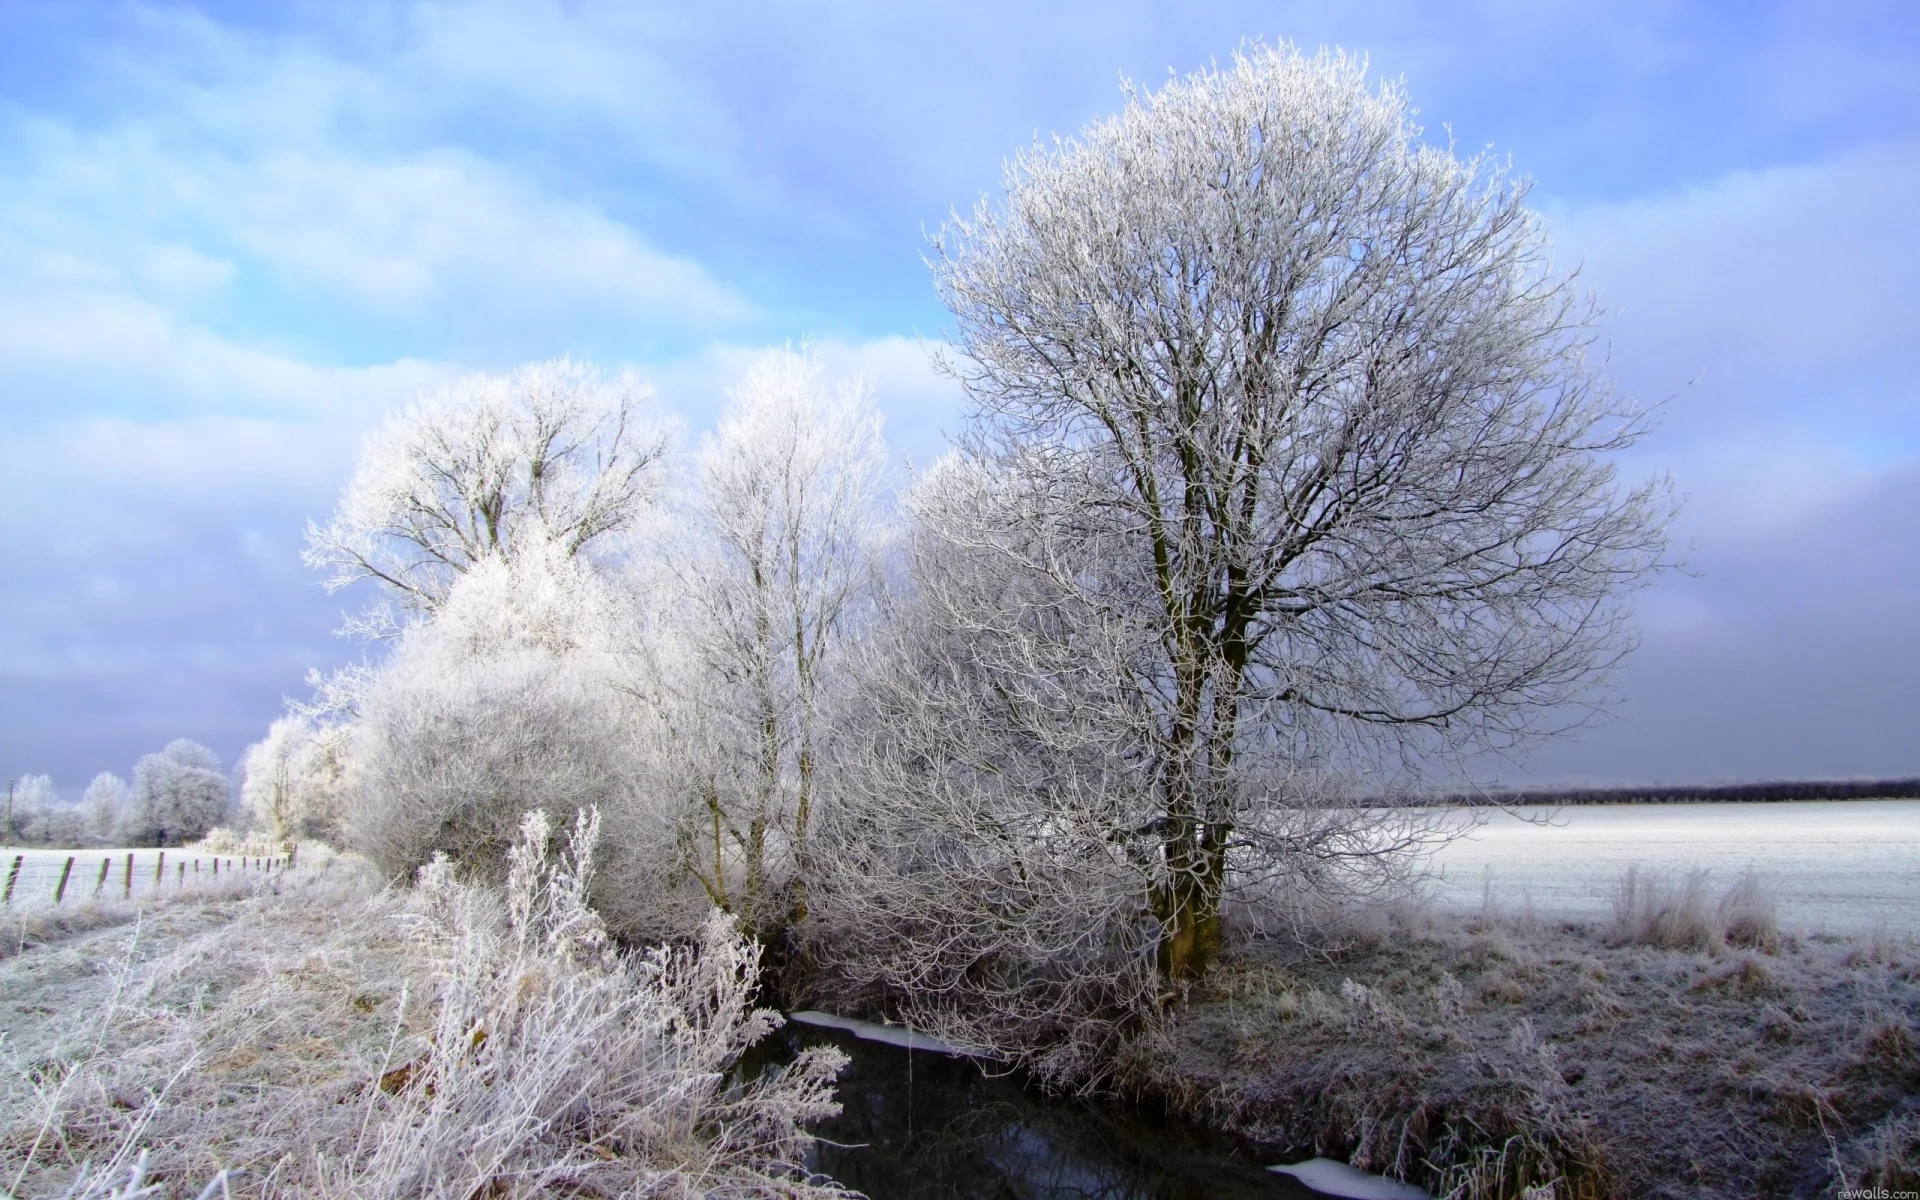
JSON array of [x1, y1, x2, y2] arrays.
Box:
[[3, 740, 234, 848], [258, 45, 1669, 1073]]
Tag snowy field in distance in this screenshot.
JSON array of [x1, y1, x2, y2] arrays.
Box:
[[9, 803, 1913, 937], [1421, 800, 1920, 937], [0, 845, 279, 909]]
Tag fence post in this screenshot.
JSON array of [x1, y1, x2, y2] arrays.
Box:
[[155, 850, 165, 889], [287, 842, 297, 869], [53, 856, 75, 905], [176, 861, 184, 887], [95, 857, 110, 897], [3, 854, 21, 906], [123, 853, 133, 899]]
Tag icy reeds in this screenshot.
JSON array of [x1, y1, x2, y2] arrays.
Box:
[[348, 808, 848, 1198], [1605, 864, 1780, 954], [3, 809, 849, 1199]]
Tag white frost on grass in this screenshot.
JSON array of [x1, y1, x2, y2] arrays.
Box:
[[1, 815, 851, 1198], [1269, 1156, 1431, 1199], [1423, 800, 1920, 936]]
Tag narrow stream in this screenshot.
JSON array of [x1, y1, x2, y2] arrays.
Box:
[[741, 1018, 1334, 1200]]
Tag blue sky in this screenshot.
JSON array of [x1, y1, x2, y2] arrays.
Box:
[[1, 1, 1915, 792]]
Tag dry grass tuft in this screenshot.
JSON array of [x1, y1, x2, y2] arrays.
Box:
[[1689, 955, 1777, 998], [1843, 919, 1917, 974], [1854, 1020, 1919, 1069], [1606, 865, 1779, 955]]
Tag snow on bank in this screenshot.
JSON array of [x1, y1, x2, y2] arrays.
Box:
[[1269, 1157, 1430, 1199], [788, 1010, 994, 1057]]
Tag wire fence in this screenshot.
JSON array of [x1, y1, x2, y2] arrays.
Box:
[[0, 845, 297, 910]]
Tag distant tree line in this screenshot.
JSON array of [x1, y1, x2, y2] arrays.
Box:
[[1432, 778, 1920, 806], [4, 739, 234, 849]]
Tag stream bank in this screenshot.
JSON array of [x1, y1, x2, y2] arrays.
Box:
[[1114, 911, 1919, 1200]]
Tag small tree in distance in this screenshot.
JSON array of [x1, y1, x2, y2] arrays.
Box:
[[240, 716, 348, 844], [122, 739, 230, 847], [83, 771, 128, 841]]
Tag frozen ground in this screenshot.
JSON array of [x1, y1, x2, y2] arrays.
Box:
[[1421, 799, 1920, 936], [0, 845, 282, 908]]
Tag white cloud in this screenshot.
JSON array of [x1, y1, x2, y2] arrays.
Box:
[[1544, 142, 1920, 424], [210, 147, 749, 322], [0, 276, 452, 428], [0, 10, 755, 397], [399, 1, 768, 204], [0, 127, 749, 354]]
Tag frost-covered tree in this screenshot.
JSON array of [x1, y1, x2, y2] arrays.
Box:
[[653, 349, 888, 931], [827, 43, 1671, 1008], [6, 774, 70, 845], [241, 720, 299, 841], [240, 716, 348, 844], [13, 773, 57, 812], [83, 771, 128, 841], [122, 740, 230, 847], [305, 358, 671, 629]]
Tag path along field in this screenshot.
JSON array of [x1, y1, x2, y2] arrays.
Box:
[[1422, 798, 1920, 936]]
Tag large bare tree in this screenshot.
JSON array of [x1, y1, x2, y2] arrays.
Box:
[[865, 45, 1670, 989]]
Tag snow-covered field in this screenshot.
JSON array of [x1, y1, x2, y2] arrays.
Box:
[[1422, 799, 1920, 937], [0, 845, 280, 908]]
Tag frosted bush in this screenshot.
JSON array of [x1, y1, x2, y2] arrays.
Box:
[[343, 546, 693, 938], [346, 808, 849, 1198]]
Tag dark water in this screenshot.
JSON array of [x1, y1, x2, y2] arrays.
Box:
[[742, 1021, 1324, 1200]]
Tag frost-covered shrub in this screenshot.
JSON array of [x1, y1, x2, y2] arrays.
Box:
[[347, 808, 850, 1199], [1, 810, 849, 1199], [3, 773, 59, 844], [23, 804, 90, 848], [5, 773, 95, 846], [119, 740, 230, 847], [345, 545, 690, 937], [351, 646, 628, 876]]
